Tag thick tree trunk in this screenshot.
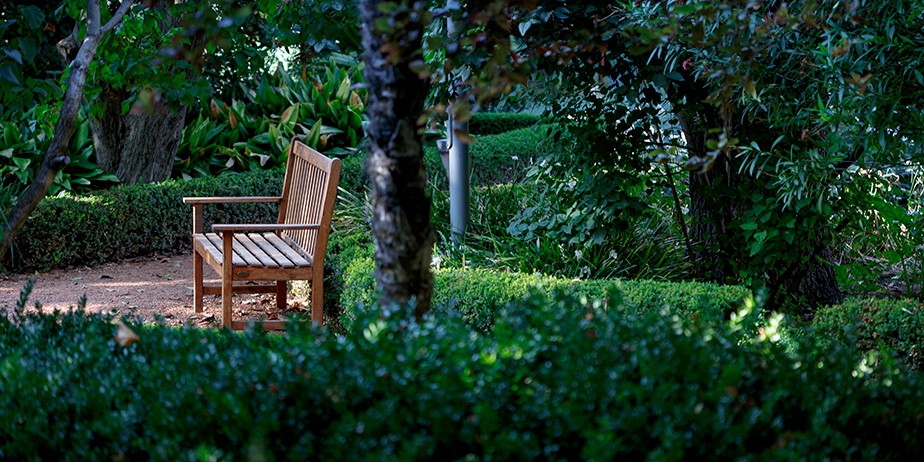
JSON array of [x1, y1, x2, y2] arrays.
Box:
[[360, 0, 434, 318], [90, 88, 185, 184], [0, 0, 132, 263], [675, 77, 842, 307]]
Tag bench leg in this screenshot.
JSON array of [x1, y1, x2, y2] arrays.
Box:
[[221, 231, 234, 329], [311, 276, 323, 325], [276, 281, 287, 311], [193, 251, 203, 313]]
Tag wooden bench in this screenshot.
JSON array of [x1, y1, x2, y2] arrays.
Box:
[[182, 140, 341, 329]]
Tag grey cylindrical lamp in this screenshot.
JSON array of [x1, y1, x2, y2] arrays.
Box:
[[445, 13, 471, 244]]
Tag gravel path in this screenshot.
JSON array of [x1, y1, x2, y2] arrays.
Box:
[[0, 254, 308, 327]]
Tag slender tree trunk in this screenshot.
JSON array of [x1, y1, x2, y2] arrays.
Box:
[[0, 0, 133, 262], [360, 0, 434, 318]]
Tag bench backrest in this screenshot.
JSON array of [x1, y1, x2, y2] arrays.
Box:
[[277, 140, 342, 265]]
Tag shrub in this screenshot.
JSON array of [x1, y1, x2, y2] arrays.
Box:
[[4, 170, 283, 272], [813, 297, 924, 369], [339, 254, 750, 332], [174, 62, 366, 178], [469, 112, 541, 135], [342, 125, 551, 193], [1, 289, 922, 459]]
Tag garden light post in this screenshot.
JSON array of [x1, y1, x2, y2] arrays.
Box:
[[446, 13, 470, 244]]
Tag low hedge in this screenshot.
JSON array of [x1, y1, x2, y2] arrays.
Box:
[[339, 256, 750, 332], [2, 289, 922, 459], [469, 112, 541, 135], [339, 125, 551, 193], [4, 170, 283, 272], [812, 297, 924, 369]]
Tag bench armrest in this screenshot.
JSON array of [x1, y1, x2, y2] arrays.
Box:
[[211, 223, 321, 232], [183, 196, 282, 205]]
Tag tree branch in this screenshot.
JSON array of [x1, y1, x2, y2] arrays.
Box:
[[87, 0, 101, 36], [102, 0, 134, 36], [0, 0, 133, 263]]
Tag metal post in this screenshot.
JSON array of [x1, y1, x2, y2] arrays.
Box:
[[447, 15, 471, 244]]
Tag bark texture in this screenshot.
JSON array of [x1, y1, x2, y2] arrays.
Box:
[[674, 75, 842, 308], [88, 1, 187, 185], [0, 0, 133, 262], [360, 0, 434, 317], [90, 88, 185, 184]]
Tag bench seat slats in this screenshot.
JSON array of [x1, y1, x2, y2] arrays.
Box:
[[263, 233, 312, 267], [198, 233, 311, 269]]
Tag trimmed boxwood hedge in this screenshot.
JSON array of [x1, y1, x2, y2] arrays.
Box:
[[2, 288, 923, 460], [813, 297, 924, 369], [4, 170, 283, 272], [338, 254, 750, 332], [339, 125, 551, 193], [469, 112, 541, 135]]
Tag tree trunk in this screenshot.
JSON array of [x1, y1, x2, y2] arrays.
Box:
[[674, 76, 842, 308], [90, 87, 185, 184], [0, 0, 133, 262], [360, 0, 434, 318], [87, 1, 187, 185]]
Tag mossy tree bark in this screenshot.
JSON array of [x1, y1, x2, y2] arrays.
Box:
[[359, 0, 434, 318]]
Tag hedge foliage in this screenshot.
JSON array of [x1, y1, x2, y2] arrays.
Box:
[[4, 170, 283, 272], [338, 125, 550, 192], [338, 255, 750, 332], [468, 112, 541, 135], [2, 288, 923, 460], [813, 297, 924, 369]]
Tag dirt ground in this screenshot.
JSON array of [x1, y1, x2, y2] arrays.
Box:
[[0, 254, 310, 327]]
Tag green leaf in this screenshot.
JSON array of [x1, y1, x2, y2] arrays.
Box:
[[4, 49, 22, 65], [18, 6, 44, 30], [11, 156, 30, 171]]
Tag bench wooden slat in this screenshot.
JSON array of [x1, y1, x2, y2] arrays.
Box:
[[199, 234, 245, 267], [263, 232, 312, 267], [238, 233, 288, 268], [231, 234, 262, 267], [249, 233, 297, 268]]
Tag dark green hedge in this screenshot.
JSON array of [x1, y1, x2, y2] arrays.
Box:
[[2, 289, 922, 460], [813, 297, 924, 369], [469, 112, 541, 135], [339, 256, 750, 332], [4, 170, 283, 272], [339, 126, 550, 193]]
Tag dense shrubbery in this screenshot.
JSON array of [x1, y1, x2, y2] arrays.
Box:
[[175, 62, 366, 178], [0, 110, 120, 211], [2, 288, 923, 459], [335, 251, 749, 332], [3, 170, 283, 271], [468, 112, 541, 135], [339, 124, 550, 192], [813, 297, 924, 370]]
